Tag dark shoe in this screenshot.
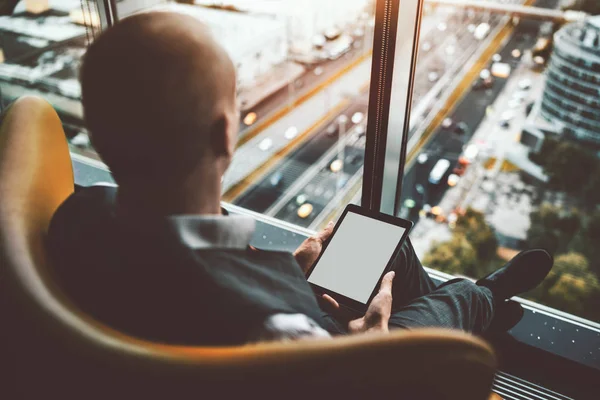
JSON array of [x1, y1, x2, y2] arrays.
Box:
[[476, 249, 553, 300], [487, 300, 524, 332]]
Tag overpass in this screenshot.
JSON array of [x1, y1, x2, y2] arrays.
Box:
[[425, 0, 588, 23]]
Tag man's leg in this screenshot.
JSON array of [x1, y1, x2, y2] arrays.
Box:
[[388, 278, 494, 333], [389, 237, 437, 310]]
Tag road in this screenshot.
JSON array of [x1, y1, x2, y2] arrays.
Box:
[[400, 0, 560, 224], [230, 5, 521, 226], [235, 96, 369, 224]]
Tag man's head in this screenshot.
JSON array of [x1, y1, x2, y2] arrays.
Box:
[[81, 11, 238, 189]]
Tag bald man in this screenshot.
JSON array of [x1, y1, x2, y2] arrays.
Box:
[[47, 12, 552, 345]]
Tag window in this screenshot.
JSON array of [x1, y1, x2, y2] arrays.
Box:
[[0, 0, 102, 153], [2, 0, 599, 327], [394, 0, 600, 324]]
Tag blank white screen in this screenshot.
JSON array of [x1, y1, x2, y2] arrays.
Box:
[[308, 212, 407, 304]]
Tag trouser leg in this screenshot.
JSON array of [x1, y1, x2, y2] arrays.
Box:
[[389, 237, 437, 310], [388, 279, 495, 333]]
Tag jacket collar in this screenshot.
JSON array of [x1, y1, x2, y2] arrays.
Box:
[[165, 214, 255, 250]]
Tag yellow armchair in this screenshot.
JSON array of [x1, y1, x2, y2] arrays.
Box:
[[0, 96, 498, 399]]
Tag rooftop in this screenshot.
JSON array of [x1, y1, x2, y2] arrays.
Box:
[[149, 3, 285, 60], [588, 15, 600, 31]]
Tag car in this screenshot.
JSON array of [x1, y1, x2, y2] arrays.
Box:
[[258, 138, 273, 151], [453, 164, 467, 176], [428, 71, 440, 83], [492, 53, 502, 62], [429, 159, 451, 185], [336, 176, 349, 189], [351, 111, 364, 124], [422, 41, 432, 52], [269, 172, 284, 188], [501, 110, 516, 121], [445, 45, 456, 56], [513, 91, 528, 101], [326, 124, 337, 137], [312, 35, 326, 49], [453, 122, 469, 135], [330, 159, 343, 173], [499, 120, 511, 129], [70, 132, 90, 148], [295, 194, 308, 206], [459, 144, 479, 164], [297, 203, 314, 219], [511, 49, 522, 58], [508, 98, 524, 109], [447, 174, 460, 187], [347, 153, 362, 165], [518, 78, 532, 90], [417, 153, 429, 165], [284, 126, 298, 139], [243, 112, 257, 126], [437, 22, 447, 32], [313, 66, 324, 76], [442, 118, 453, 129], [354, 125, 366, 138]]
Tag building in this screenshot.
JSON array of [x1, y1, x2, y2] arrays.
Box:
[[530, 16, 600, 147], [150, 3, 287, 90], [194, 0, 372, 54], [0, 5, 87, 119]]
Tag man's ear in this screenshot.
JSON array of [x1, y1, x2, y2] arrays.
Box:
[[209, 115, 231, 158]]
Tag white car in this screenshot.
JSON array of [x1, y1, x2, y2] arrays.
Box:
[[258, 138, 273, 151], [351, 112, 364, 124], [284, 126, 299, 140], [518, 78, 532, 90]]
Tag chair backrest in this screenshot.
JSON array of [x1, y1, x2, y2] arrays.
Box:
[[0, 96, 498, 399]]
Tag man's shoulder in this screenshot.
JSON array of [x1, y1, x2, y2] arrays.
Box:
[[49, 185, 117, 240]]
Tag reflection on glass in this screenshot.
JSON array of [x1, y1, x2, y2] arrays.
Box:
[[399, 0, 600, 323]]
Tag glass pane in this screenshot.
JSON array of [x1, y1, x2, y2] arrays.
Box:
[[102, 0, 376, 231], [0, 0, 102, 154], [193, 0, 374, 231], [399, 0, 600, 323]]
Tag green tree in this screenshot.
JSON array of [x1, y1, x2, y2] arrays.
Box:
[[527, 226, 560, 255], [455, 208, 498, 262], [423, 234, 480, 277], [527, 204, 581, 255], [583, 167, 600, 207], [539, 253, 600, 319], [544, 141, 596, 193], [572, 212, 600, 276], [529, 136, 559, 167]]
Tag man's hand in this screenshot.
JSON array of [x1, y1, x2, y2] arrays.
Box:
[[293, 221, 334, 276], [323, 271, 395, 334]]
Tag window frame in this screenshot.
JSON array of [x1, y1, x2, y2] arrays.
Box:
[[362, 0, 423, 215]]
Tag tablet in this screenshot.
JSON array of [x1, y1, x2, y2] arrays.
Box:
[[306, 204, 413, 313]]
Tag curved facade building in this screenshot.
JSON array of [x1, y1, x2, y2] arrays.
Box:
[[541, 16, 600, 145]]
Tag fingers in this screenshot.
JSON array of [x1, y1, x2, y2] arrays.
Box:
[[316, 221, 334, 242], [322, 294, 339, 310], [379, 271, 395, 295]]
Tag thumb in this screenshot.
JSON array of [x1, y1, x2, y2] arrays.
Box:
[[316, 221, 334, 242], [379, 271, 395, 295]]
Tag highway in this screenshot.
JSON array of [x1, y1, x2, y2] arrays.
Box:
[[229, 5, 520, 226], [400, 0, 560, 224]]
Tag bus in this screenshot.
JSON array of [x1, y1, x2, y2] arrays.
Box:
[[428, 158, 451, 185]]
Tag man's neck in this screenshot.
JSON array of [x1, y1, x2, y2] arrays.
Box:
[[116, 169, 223, 217]]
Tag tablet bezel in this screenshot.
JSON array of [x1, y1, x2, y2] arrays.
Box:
[[306, 204, 413, 314]]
